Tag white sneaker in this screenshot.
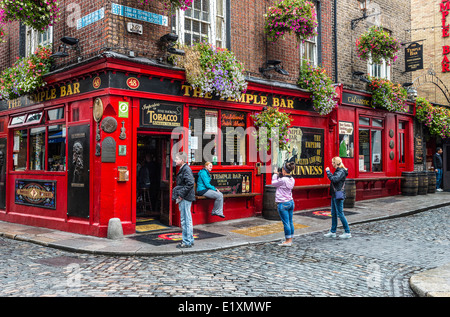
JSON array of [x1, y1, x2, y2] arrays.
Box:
[[324, 231, 336, 238], [339, 233, 352, 239], [437, 188, 443, 192]]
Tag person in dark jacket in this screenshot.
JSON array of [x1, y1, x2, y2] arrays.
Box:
[[433, 147, 443, 191], [173, 152, 195, 248], [324, 156, 351, 239]]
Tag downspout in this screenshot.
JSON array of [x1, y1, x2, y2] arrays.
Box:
[[333, 0, 338, 83]]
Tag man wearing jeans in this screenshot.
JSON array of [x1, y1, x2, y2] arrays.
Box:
[[433, 147, 443, 192], [173, 152, 195, 248]]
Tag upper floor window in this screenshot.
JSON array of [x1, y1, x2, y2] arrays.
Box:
[[368, 57, 391, 80], [300, 36, 318, 66], [171, 0, 226, 48], [25, 26, 53, 57]]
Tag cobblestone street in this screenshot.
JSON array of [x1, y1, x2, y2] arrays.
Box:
[[0, 207, 449, 297]]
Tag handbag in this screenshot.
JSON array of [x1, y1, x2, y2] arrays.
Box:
[[332, 182, 345, 200]]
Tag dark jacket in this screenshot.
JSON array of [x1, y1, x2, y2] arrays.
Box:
[[433, 152, 443, 169], [326, 167, 348, 198], [173, 164, 196, 202]]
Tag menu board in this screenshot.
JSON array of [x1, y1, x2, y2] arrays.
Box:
[[194, 172, 251, 194], [221, 111, 246, 165]]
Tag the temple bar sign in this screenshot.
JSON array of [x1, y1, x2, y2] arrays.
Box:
[[405, 42, 423, 72]]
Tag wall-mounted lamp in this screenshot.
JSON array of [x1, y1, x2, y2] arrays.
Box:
[[160, 33, 185, 56], [351, 0, 379, 30], [259, 60, 289, 78], [402, 82, 417, 100], [352, 71, 371, 83], [50, 36, 80, 58]]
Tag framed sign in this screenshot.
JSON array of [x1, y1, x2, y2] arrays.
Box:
[[339, 121, 354, 158], [15, 179, 56, 209], [140, 100, 183, 129], [194, 172, 251, 194]]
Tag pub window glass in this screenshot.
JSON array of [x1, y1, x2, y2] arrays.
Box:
[[188, 107, 218, 166], [221, 110, 247, 165], [358, 117, 384, 172], [13, 130, 28, 171], [29, 127, 46, 171], [371, 130, 382, 171], [47, 125, 66, 171], [47, 107, 65, 121], [359, 129, 370, 172], [25, 112, 43, 125]]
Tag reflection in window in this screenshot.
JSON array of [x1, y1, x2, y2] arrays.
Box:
[[189, 108, 218, 166], [30, 127, 46, 170], [48, 125, 66, 171], [358, 117, 384, 172], [371, 130, 382, 171], [221, 110, 246, 165], [47, 108, 64, 121], [359, 129, 370, 172], [13, 130, 28, 171], [25, 112, 43, 124], [10, 115, 26, 126]]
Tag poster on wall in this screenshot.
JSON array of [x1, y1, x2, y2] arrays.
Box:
[[273, 127, 324, 178], [15, 179, 56, 209], [338, 121, 354, 158]]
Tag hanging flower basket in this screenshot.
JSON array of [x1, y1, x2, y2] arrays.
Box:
[[0, 8, 6, 43], [0, 0, 61, 31], [367, 77, 408, 113], [171, 42, 247, 100], [138, 0, 193, 11], [264, 0, 318, 43], [416, 97, 450, 138], [356, 26, 401, 64], [0, 45, 52, 100], [297, 62, 338, 115], [251, 106, 293, 152]]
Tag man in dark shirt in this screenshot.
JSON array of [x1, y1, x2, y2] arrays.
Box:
[[433, 147, 443, 191]]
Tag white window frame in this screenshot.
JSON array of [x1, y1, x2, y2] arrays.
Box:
[[367, 55, 391, 80], [300, 36, 318, 66], [171, 0, 226, 48], [25, 26, 53, 57]]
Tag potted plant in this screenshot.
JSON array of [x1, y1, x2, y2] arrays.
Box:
[[416, 97, 450, 138], [367, 77, 408, 113], [0, 0, 61, 30], [171, 42, 248, 100], [356, 26, 401, 64], [251, 106, 293, 152], [297, 62, 338, 115], [138, 0, 193, 11], [0, 45, 52, 100], [264, 0, 318, 43]]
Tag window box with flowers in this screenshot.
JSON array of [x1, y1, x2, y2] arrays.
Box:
[[264, 0, 318, 43], [0, 0, 61, 31], [0, 45, 52, 100], [415, 97, 450, 138], [356, 26, 401, 65], [367, 77, 408, 113], [171, 42, 247, 100], [297, 62, 338, 115]]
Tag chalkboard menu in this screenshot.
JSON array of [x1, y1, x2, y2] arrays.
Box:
[[194, 172, 251, 194], [221, 111, 246, 165], [414, 134, 424, 164]]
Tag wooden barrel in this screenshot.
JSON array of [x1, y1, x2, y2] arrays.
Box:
[[262, 185, 280, 220], [428, 171, 436, 194], [417, 171, 429, 195], [401, 172, 418, 196], [344, 178, 356, 208]]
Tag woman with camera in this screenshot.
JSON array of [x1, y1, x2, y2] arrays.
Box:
[[272, 162, 296, 246]]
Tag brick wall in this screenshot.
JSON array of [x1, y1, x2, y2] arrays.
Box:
[[411, 0, 450, 105], [336, 0, 412, 91], [0, 0, 334, 87]]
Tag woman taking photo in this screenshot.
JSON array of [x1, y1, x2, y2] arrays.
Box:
[[324, 156, 351, 239], [197, 162, 225, 218], [272, 162, 296, 246]]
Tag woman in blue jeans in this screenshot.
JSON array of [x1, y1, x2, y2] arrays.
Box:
[[325, 156, 351, 239], [272, 162, 295, 246]]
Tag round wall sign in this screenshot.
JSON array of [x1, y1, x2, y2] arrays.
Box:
[[389, 140, 395, 149], [389, 151, 395, 160], [101, 116, 118, 133], [389, 129, 394, 138], [93, 98, 103, 123], [126, 77, 140, 89]]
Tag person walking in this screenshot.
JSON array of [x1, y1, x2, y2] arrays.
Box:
[[324, 156, 351, 239], [272, 162, 296, 246], [433, 147, 443, 192], [173, 152, 195, 248], [197, 162, 225, 218]]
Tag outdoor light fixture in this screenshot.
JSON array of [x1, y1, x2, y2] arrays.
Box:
[[352, 71, 370, 83], [160, 33, 185, 56], [50, 36, 80, 58], [403, 82, 417, 100], [259, 60, 289, 78], [351, 0, 378, 30]]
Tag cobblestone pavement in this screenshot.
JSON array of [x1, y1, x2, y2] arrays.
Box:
[[0, 207, 448, 297]]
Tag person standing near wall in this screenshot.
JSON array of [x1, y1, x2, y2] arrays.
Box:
[[433, 147, 443, 192]]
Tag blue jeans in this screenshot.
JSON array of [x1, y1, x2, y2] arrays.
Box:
[[436, 169, 443, 189], [179, 199, 194, 246], [330, 197, 350, 233], [277, 200, 295, 239]]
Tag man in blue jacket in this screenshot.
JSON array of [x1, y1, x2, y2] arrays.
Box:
[[197, 162, 224, 218]]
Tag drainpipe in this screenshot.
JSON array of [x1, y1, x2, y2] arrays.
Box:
[[333, 0, 338, 83]]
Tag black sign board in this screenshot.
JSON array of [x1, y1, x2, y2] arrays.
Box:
[[140, 100, 183, 129], [405, 42, 423, 72], [67, 124, 90, 219], [15, 179, 56, 209], [194, 172, 251, 195]]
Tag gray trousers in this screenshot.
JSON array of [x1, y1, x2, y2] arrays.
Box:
[[203, 190, 224, 215]]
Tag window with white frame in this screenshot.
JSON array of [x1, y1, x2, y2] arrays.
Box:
[[171, 0, 226, 48], [367, 57, 391, 80], [25, 26, 53, 57], [300, 36, 318, 66]]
